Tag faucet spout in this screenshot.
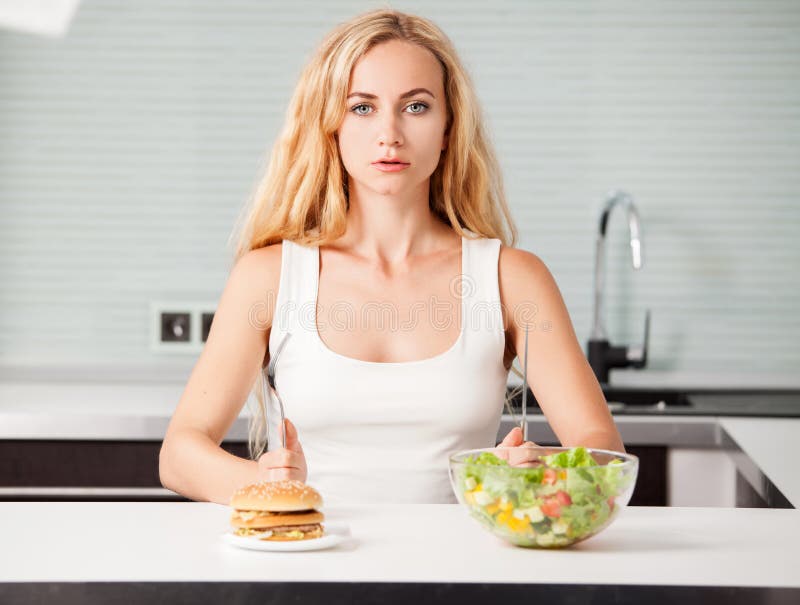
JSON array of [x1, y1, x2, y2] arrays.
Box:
[[591, 190, 644, 341]]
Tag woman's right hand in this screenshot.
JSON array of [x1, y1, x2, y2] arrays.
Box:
[[494, 426, 541, 467], [256, 418, 308, 482]]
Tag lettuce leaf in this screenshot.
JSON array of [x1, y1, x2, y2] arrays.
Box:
[[539, 446, 596, 468]]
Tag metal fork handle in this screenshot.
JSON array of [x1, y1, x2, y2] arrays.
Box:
[[274, 386, 287, 449], [521, 323, 529, 442], [267, 332, 292, 386], [260, 369, 287, 450], [265, 332, 291, 450]]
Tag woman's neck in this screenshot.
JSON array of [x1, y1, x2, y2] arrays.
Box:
[[337, 186, 454, 265]]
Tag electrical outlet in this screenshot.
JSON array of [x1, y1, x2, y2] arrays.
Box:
[[151, 302, 216, 353], [161, 312, 191, 342], [201, 312, 215, 342]]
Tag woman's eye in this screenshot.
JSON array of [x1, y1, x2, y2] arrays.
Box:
[[351, 103, 371, 116], [406, 102, 429, 114]]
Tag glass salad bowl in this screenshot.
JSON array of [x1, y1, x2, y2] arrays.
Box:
[[448, 446, 638, 548]]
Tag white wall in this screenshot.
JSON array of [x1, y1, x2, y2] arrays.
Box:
[[1, 1, 798, 383]]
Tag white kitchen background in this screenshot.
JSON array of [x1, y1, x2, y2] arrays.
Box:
[[0, 0, 798, 386]]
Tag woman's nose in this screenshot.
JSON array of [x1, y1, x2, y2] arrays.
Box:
[[376, 113, 404, 146]]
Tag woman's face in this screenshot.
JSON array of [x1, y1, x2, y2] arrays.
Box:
[[335, 39, 449, 197]]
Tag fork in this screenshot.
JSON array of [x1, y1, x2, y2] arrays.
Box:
[[262, 331, 292, 450], [520, 322, 530, 442]]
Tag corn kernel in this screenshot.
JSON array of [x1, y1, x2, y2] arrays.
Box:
[[508, 517, 529, 533]]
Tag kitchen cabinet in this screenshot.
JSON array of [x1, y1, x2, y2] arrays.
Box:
[[668, 448, 736, 507], [0, 440, 247, 501], [0, 440, 667, 505]]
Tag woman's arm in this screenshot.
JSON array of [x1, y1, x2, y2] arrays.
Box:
[[159, 245, 282, 505], [498, 246, 625, 453]]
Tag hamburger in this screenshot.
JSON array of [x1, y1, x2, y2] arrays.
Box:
[[229, 479, 324, 541]]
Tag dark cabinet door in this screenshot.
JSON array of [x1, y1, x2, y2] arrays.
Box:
[[0, 441, 666, 505], [0, 440, 250, 501], [625, 445, 667, 506]]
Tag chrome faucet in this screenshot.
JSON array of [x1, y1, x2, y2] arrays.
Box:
[[587, 189, 650, 384]]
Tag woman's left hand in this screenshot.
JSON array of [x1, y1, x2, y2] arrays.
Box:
[[494, 426, 541, 467]]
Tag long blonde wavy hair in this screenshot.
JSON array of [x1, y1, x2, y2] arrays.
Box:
[[230, 8, 525, 461]]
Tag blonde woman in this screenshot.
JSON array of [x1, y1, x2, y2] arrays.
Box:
[[159, 9, 625, 506]]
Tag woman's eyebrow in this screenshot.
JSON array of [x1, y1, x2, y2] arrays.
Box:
[[346, 87, 435, 100]]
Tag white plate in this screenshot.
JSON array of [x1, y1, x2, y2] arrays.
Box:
[[221, 523, 351, 552]]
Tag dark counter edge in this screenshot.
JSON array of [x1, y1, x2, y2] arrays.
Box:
[[506, 386, 800, 417], [0, 582, 797, 605]]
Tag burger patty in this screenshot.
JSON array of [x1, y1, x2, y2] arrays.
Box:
[[231, 509, 324, 528], [268, 524, 322, 533], [267, 525, 325, 541], [234, 523, 323, 539]]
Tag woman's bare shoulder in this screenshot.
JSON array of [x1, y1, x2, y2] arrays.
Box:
[[498, 244, 560, 309], [224, 243, 284, 309], [498, 244, 550, 280], [233, 243, 282, 278]]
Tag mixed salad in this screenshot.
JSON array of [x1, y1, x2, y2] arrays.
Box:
[[457, 447, 632, 547]]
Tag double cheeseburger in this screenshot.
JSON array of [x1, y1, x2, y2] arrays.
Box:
[[229, 479, 324, 541]]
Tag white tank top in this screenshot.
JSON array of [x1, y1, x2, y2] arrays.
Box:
[[267, 233, 510, 505]]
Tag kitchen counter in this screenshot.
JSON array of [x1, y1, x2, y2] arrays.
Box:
[[0, 502, 797, 604], [718, 417, 800, 508], [1, 381, 798, 438], [501, 415, 800, 509], [603, 391, 800, 417], [0, 381, 798, 508]]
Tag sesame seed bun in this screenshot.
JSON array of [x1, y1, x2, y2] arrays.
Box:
[[229, 479, 323, 512]]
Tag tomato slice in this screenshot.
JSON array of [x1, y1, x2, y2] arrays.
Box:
[[540, 497, 561, 518], [543, 469, 558, 485], [555, 490, 572, 506]]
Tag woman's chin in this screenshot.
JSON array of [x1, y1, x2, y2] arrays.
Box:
[[365, 183, 411, 197]]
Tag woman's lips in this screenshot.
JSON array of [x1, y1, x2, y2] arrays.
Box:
[[372, 161, 410, 172]]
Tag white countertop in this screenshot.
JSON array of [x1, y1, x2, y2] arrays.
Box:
[[0, 502, 796, 587]]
